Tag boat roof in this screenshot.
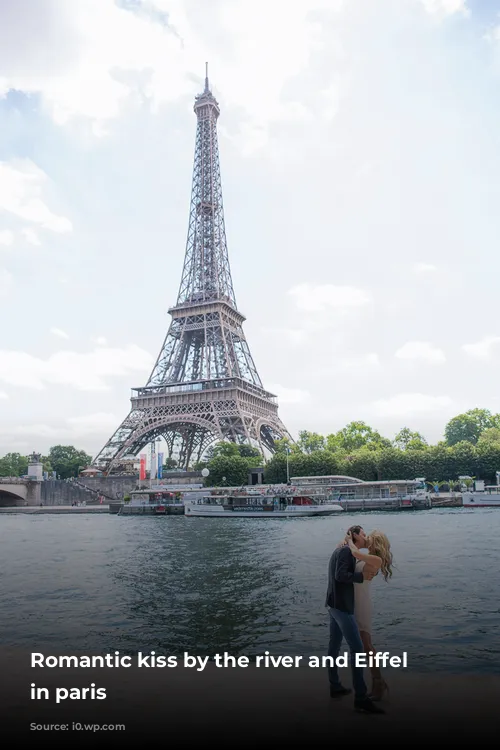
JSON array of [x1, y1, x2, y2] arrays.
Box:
[[207, 492, 325, 497], [131, 488, 175, 494], [290, 475, 364, 483], [330, 479, 422, 487], [290, 475, 422, 486]]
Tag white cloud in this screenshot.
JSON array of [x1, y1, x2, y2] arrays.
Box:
[[412, 262, 437, 273], [0, 344, 153, 391], [13, 423, 61, 438], [10, 412, 119, 445], [94, 336, 108, 346], [372, 393, 453, 417], [50, 327, 69, 340], [21, 227, 41, 245], [0, 391, 7, 400], [334, 353, 382, 372], [462, 336, 500, 360], [66, 412, 119, 436], [0, 269, 13, 296], [0, 159, 72, 233], [0, 229, 14, 247], [288, 284, 371, 313], [261, 327, 307, 347], [267, 383, 311, 404], [0, 0, 344, 149], [395, 341, 446, 364], [419, 0, 468, 16]]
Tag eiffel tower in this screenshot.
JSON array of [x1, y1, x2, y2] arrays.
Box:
[[93, 67, 291, 473]]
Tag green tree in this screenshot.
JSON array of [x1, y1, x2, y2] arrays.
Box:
[[263, 453, 287, 483], [0, 452, 29, 477], [209, 441, 240, 458], [206, 442, 262, 460], [296, 430, 325, 454], [340, 447, 379, 481], [237, 444, 262, 459], [426, 444, 453, 480], [393, 427, 428, 451], [330, 421, 391, 452], [447, 441, 478, 478], [48, 445, 92, 479], [204, 455, 258, 486], [162, 457, 178, 470], [475, 442, 500, 484], [444, 409, 500, 446], [477, 428, 500, 448]]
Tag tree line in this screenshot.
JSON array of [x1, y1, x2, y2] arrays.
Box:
[[0, 445, 92, 480], [199, 409, 500, 486], [2, 408, 500, 486]]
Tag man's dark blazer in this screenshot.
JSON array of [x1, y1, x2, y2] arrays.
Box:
[[325, 545, 364, 614]]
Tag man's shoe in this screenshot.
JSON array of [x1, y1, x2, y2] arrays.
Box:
[[354, 697, 385, 714], [330, 685, 352, 697]]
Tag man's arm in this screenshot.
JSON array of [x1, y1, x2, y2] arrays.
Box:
[[335, 546, 364, 583]]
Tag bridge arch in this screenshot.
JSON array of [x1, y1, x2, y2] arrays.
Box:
[[108, 415, 224, 472], [0, 487, 27, 507]]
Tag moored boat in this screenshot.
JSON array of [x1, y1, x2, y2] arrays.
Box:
[[118, 489, 185, 515], [462, 487, 500, 507], [184, 493, 343, 518], [290, 476, 432, 510]]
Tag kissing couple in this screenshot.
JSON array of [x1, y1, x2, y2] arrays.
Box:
[[325, 524, 393, 714]]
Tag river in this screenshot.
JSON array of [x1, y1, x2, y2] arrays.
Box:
[[2, 508, 499, 672]]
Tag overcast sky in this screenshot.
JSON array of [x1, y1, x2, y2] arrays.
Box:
[[1, 0, 499, 458]]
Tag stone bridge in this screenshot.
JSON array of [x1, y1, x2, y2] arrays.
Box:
[[0, 477, 41, 506]]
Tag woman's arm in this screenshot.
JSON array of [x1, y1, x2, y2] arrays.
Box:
[[348, 541, 382, 570]]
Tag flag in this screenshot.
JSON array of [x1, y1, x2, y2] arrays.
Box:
[[158, 452, 164, 479], [150, 452, 157, 480], [139, 454, 146, 480]]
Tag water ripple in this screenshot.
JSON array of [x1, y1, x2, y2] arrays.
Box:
[[1, 509, 499, 672]]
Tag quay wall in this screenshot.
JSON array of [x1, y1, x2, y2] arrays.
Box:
[[78, 476, 139, 499], [39, 474, 206, 506], [41, 481, 99, 506], [78, 473, 205, 499]]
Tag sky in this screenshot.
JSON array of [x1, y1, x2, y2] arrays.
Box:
[[1, 0, 500, 458]]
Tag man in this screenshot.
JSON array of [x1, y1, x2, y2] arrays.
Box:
[[325, 524, 384, 714]]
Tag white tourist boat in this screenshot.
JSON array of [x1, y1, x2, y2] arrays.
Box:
[[290, 475, 432, 510], [462, 487, 500, 508], [459, 477, 500, 508], [184, 492, 344, 518]]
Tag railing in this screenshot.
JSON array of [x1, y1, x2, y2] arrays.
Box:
[[133, 377, 277, 403], [172, 294, 237, 311]]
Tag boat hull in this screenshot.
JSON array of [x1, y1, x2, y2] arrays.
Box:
[[462, 493, 500, 508], [184, 504, 343, 518], [118, 503, 184, 515]]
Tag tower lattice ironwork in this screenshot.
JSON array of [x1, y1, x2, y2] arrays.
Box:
[[93, 67, 291, 473]]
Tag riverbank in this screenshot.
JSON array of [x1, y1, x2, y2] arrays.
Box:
[[0, 498, 465, 514], [1, 648, 497, 741], [0, 505, 111, 514]]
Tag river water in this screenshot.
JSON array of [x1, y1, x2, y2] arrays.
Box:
[[1, 508, 499, 673]]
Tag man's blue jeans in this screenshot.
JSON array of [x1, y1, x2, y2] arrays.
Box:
[[328, 607, 368, 699]]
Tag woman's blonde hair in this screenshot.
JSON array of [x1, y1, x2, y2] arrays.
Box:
[[367, 530, 393, 581]]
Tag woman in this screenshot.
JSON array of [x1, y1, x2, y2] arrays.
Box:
[[347, 528, 393, 701]]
